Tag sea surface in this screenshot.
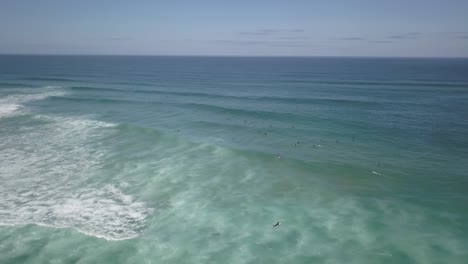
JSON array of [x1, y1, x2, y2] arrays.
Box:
[[0, 55, 467, 263]]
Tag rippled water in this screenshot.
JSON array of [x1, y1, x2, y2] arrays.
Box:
[[0, 56, 467, 263]]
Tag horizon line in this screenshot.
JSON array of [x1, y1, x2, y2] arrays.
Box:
[[1, 53, 467, 59]]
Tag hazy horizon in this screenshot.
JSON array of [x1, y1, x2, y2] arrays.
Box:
[[1, 1, 468, 58], [2, 54, 468, 59]]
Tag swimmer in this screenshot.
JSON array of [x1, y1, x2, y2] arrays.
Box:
[[273, 222, 281, 227]]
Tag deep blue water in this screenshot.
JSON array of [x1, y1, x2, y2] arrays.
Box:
[[1, 55, 467, 263]]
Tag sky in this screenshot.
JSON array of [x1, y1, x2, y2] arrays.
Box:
[[1, 0, 468, 57]]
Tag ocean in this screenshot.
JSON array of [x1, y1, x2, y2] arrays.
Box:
[[0, 55, 467, 263]]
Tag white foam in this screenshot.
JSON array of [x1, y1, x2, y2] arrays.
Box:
[[0, 111, 149, 240], [372, 171, 394, 179], [0, 104, 20, 117], [0, 86, 65, 118], [2, 86, 65, 104], [0, 185, 152, 240]]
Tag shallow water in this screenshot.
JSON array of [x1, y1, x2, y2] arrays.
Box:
[[0, 56, 467, 263]]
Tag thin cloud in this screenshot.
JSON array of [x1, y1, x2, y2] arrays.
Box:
[[388, 35, 406, 39], [239, 29, 305, 36], [278, 36, 309, 40], [239, 29, 278, 36], [441, 31, 468, 34], [387, 32, 422, 40], [212, 39, 311, 47], [335, 37, 364, 41], [442, 32, 468, 39], [369, 40, 394, 44], [270, 41, 311, 47], [214, 40, 268, 45]]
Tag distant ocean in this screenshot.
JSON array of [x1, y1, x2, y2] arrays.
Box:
[[1, 55, 467, 263]]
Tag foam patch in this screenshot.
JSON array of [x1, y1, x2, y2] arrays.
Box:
[[0, 104, 20, 117], [0, 86, 65, 118], [0, 91, 152, 240]]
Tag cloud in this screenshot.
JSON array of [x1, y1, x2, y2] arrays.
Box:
[[211, 39, 311, 47], [239, 29, 305, 36], [387, 32, 422, 40], [215, 40, 268, 45], [441, 31, 468, 34], [239, 29, 277, 36], [388, 35, 406, 39], [442, 32, 468, 39], [278, 36, 309, 40], [335, 37, 364, 41], [369, 40, 394, 44]]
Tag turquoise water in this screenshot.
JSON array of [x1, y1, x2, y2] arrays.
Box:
[[0, 56, 467, 263]]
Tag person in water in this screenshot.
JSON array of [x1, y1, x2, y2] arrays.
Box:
[[273, 222, 281, 227]]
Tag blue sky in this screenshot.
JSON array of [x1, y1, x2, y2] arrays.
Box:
[[1, 0, 467, 57]]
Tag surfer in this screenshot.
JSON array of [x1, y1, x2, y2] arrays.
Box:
[[273, 222, 281, 227]]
